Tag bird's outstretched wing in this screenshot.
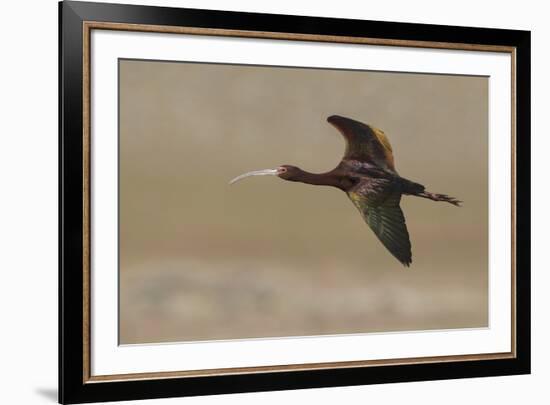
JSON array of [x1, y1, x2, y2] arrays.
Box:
[[328, 115, 411, 265], [348, 187, 412, 266], [327, 115, 396, 173]]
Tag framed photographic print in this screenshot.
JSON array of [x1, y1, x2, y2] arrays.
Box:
[[59, 1, 531, 403]]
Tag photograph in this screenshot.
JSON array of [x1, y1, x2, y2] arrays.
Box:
[[118, 59, 488, 344]]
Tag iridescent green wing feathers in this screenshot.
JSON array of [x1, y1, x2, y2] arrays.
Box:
[[348, 190, 412, 266]]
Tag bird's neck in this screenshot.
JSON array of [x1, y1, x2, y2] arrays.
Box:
[[293, 169, 343, 189]]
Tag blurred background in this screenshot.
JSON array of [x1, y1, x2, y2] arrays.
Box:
[[119, 59, 488, 344]]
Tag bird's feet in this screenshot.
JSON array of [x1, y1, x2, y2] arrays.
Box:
[[420, 191, 462, 206]]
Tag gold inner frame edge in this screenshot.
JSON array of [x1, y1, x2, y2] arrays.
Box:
[[81, 20, 517, 384]]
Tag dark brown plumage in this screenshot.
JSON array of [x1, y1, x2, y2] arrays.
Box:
[[230, 115, 461, 266]]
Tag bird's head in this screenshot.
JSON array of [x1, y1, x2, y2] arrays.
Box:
[[274, 165, 302, 181], [229, 165, 302, 185]]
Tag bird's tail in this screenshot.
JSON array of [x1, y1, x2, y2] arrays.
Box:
[[417, 191, 462, 206]]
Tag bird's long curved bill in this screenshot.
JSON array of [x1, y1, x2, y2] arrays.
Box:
[[229, 169, 279, 185]]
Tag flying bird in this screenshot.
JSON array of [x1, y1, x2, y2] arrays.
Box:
[[230, 115, 461, 266]]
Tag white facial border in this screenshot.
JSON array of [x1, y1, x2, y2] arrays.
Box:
[[90, 29, 512, 376]]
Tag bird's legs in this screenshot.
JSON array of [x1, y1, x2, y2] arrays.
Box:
[[416, 191, 462, 206]]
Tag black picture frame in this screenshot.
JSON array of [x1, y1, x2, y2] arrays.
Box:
[[59, 1, 531, 403]]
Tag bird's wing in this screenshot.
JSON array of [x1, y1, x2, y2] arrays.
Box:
[[348, 187, 412, 266], [327, 115, 396, 172]]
